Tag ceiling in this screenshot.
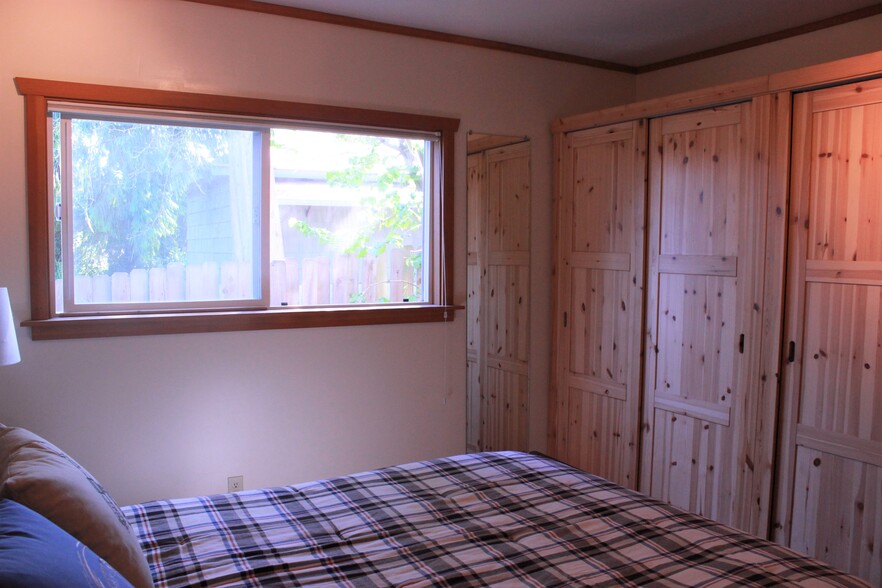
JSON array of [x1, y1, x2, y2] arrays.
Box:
[[254, 0, 882, 71]]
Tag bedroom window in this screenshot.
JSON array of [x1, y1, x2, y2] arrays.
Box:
[[17, 78, 458, 339], [267, 129, 433, 307], [52, 107, 270, 314]]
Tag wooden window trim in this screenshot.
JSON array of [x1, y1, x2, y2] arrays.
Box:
[[15, 77, 459, 340], [22, 305, 458, 340]]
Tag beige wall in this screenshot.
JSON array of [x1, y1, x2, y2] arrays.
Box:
[[636, 13, 882, 99], [0, 0, 633, 504]]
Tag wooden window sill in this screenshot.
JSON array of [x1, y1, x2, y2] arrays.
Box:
[[23, 304, 459, 340]]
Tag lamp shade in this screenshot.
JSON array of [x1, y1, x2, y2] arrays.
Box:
[[0, 288, 21, 366]]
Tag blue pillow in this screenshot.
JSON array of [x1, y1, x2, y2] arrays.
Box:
[[0, 498, 134, 587]]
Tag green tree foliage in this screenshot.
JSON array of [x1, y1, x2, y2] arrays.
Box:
[[59, 119, 426, 303], [325, 135, 425, 266], [60, 116, 224, 276]]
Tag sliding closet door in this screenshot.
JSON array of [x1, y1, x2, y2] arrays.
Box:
[[466, 152, 484, 453], [642, 97, 774, 535], [549, 121, 646, 489], [775, 79, 882, 585], [467, 142, 531, 452], [481, 142, 531, 451]]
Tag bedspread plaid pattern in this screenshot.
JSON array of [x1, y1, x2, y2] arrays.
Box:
[[123, 452, 870, 587]]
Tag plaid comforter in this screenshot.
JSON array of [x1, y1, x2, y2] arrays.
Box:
[[123, 452, 869, 587]]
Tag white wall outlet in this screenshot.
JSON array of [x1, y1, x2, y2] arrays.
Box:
[[227, 475, 244, 492]]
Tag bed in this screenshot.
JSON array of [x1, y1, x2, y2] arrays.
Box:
[[0, 425, 870, 587], [122, 451, 868, 587]]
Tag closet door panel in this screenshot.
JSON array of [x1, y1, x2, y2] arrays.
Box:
[[790, 448, 882, 583], [466, 153, 484, 453], [643, 99, 772, 535], [650, 406, 732, 515], [550, 121, 645, 489], [657, 116, 742, 259], [654, 273, 738, 413], [564, 265, 632, 485], [566, 388, 629, 483], [799, 282, 882, 436], [480, 142, 531, 452], [487, 145, 530, 254], [777, 80, 882, 584], [808, 104, 882, 262], [466, 264, 482, 354], [486, 263, 530, 364], [483, 362, 529, 451], [568, 267, 632, 389], [465, 357, 482, 453]]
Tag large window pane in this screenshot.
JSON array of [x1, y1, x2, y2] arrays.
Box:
[[269, 129, 430, 306], [55, 113, 266, 312]]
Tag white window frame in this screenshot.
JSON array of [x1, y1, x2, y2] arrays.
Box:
[[52, 103, 272, 314], [264, 124, 439, 309]]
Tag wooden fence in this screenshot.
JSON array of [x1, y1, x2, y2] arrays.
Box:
[[56, 248, 421, 309]]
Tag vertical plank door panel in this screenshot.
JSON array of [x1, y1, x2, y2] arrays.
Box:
[[776, 78, 882, 585], [643, 98, 774, 536], [479, 142, 531, 452], [549, 121, 646, 489], [465, 152, 484, 453]]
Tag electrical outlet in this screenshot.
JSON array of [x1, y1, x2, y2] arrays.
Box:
[[227, 475, 244, 493]]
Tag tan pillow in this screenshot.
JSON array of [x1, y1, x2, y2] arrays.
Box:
[[0, 426, 153, 588]]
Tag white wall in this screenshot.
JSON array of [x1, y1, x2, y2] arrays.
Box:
[[636, 13, 882, 99], [0, 0, 634, 504]]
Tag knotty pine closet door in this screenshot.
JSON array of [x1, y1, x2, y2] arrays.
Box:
[[466, 151, 484, 454], [466, 141, 531, 452], [774, 79, 882, 584], [549, 121, 646, 489], [641, 97, 775, 535]]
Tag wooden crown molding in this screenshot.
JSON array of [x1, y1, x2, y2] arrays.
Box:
[[181, 0, 635, 73], [183, 0, 882, 75], [636, 3, 882, 73]]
